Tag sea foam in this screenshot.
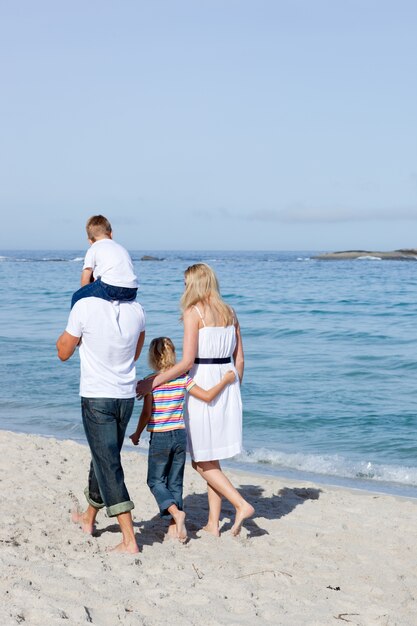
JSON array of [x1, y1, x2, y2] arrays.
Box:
[[236, 447, 417, 487]]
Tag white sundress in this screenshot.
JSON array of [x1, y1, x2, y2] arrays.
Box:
[[185, 306, 243, 462]]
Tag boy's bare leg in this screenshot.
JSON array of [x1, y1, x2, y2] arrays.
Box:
[[167, 504, 187, 542], [109, 512, 139, 553], [193, 460, 254, 536], [72, 504, 99, 534]]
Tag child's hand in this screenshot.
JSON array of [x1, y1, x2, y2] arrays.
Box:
[[129, 432, 140, 446], [223, 370, 236, 385]]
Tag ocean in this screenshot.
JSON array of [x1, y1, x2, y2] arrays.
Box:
[[1, 249, 417, 497]]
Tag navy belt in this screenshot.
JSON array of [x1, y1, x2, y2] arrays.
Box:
[[194, 357, 231, 365]]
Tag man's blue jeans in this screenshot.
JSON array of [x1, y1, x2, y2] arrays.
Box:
[[81, 397, 135, 517], [147, 429, 187, 519], [71, 279, 137, 309]]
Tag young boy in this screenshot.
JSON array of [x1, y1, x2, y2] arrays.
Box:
[[71, 215, 138, 308]]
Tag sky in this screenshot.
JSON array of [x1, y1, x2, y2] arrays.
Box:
[[0, 0, 416, 251]]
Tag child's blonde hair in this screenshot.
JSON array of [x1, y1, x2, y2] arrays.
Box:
[[181, 263, 234, 326], [148, 337, 176, 372], [86, 215, 112, 242]]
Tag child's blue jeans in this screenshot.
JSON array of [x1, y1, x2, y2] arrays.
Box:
[[71, 278, 137, 308], [147, 429, 187, 519]]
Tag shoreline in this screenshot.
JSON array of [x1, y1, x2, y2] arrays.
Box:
[[1, 429, 417, 624], [6, 424, 417, 501], [228, 456, 417, 501]]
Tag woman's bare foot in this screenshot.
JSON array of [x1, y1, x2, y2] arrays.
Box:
[[108, 539, 139, 554], [71, 508, 95, 535], [231, 502, 255, 536], [202, 522, 220, 537]]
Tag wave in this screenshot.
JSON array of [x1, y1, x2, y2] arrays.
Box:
[[0, 256, 82, 263], [235, 447, 417, 487], [354, 255, 382, 261]]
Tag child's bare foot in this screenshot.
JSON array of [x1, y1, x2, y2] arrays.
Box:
[[175, 510, 187, 543], [231, 502, 255, 536], [167, 506, 188, 542], [202, 522, 220, 537], [71, 509, 95, 535], [108, 539, 139, 554]]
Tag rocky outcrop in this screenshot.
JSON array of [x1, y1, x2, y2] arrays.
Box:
[[313, 249, 417, 261]]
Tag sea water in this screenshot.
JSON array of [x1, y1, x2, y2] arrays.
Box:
[[1, 250, 417, 497]]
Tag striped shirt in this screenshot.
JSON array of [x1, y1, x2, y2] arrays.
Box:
[[147, 374, 196, 432]]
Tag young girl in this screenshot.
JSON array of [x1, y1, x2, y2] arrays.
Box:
[[130, 337, 236, 542]]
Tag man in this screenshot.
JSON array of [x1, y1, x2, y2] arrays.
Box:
[[56, 295, 145, 553]]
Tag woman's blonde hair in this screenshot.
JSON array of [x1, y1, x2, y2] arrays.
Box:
[[181, 263, 234, 326], [148, 337, 176, 372]]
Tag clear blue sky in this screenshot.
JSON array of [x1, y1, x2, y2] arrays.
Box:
[[1, 1, 416, 251]]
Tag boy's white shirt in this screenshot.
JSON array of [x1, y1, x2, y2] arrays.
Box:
[[83, 239, 138, 288]]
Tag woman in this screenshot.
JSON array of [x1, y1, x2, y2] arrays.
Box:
[[137, 263, 254, 536]]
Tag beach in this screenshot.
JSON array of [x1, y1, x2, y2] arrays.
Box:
[[1, 430, 416, 625]]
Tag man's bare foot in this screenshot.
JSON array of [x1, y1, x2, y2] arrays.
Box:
[[71, 509, 95, 535], [231, 502, 255, 536], [165, 521, 177, 541], [174, 510, 187, 543], [202, 522, 220, 538], [108, 540, 139, 554]]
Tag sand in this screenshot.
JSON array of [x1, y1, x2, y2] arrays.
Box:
[[1, 430, 416, 626]]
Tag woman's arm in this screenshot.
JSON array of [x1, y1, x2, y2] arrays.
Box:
[[129, 393, 152, 445], [153, 307, 200, 387], [189, 370, 236, 403], [233, 314, 244, 383], [136, 308, 199, 398]]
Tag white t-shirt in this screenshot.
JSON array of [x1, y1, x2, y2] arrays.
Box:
[[83, 239, 138, 288], [66, 298, 145, 398]]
